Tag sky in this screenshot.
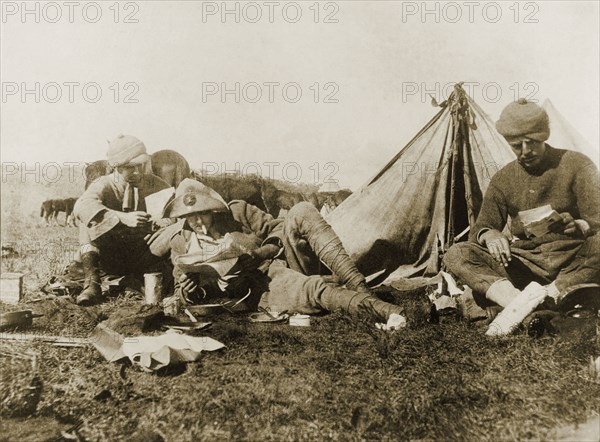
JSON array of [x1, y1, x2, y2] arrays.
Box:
[[1, 0, 598, 190]]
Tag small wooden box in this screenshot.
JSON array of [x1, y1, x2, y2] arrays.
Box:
[[0, 273, 24, 304]]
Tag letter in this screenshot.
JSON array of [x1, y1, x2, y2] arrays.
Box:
[[401, 1, 418, 23], [82, 82, 102, 103], [42, 162, 62, 184], [221, 82, 240, 103], [21, 162, 41, 184], [202, 1, 218, 22], [220, 1, 240, 23], [242, 82, 262, 103], [42, 2, 62, 23], [401, 161, 418, 183], [282, 162, 301, 182], [263, 81, 279, 103], [463, 1, 479, 23], [63, 1, 79, 22], [282, 2, 301, 23], [63, 81, 79, 103], [42, 82, 62, 103], [1, 81, 19, 102], [421, 1, 440, 23], [263, 162, 279, 180], [1, 2, 18, 23], [82, 2, 102, 23], [263, 1, 279, 23], [401, 82, 418, 103], [242, 2, 261, 23], [21, 1, 40, 23], [282, 82, 301, 103], [201, 161, 219, 175], [63, 162, 80, 183], [202, 82, 219, 103], [482, 2, 502, 23], [21, 82, 41, 103], [442, 2, 461, 23], [1, 162, 19, 183], [421, 82, 440, 104], [482, 82, 501, 103]]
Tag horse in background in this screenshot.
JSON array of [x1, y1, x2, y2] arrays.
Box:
[[40, 198, 77, 226], [193, 172, 267, 212], [260, 179, 306, 218], [40, 199, 55, 224]]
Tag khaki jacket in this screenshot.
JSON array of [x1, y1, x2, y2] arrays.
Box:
[[74, 173, 170, 241]]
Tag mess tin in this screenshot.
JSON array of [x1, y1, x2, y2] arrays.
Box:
[[0, 310, 42, 331], [186, 304, 225, 316]]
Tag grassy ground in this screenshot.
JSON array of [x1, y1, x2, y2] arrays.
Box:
[[1, 178, 599, 441]]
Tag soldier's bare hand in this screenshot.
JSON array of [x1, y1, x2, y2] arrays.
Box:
[[179, 273, 198, 294], [553, 212, 576, 234], [481, 229, 511, 267], [118, 211, 151, 228]]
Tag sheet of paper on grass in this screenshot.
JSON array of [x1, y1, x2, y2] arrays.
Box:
[[518, 204, 562, 238], [145, 187, 175, 221], [91, 323, 225, 371]]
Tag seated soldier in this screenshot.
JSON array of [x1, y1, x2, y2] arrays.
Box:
[[73, 134, 173, 305], [162, 179, 408, 325], [444, 99, 600, 328]]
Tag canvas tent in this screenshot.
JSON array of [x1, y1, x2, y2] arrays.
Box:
[[326, 84, 515, 280], [542, 99, 599, 167]]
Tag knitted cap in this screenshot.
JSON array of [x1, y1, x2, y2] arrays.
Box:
[[163, 178, 229, 218], [107, 134, 150, 167], [496, 98, 550, 142]]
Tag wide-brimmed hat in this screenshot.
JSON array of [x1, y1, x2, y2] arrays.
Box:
[[107, 134, 151, 167], [163, 178, 229, 218]]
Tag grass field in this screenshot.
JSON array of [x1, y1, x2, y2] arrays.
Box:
[[1, 175, 599, 441]]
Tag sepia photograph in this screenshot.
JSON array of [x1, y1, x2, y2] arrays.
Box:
[[1, 1, 599, 440]]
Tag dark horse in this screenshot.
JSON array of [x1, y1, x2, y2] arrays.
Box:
[[84, 149, 191, 189], [193, 173, 267, 212], [40, 197, 77, 226], [260, 179, 305, 218]]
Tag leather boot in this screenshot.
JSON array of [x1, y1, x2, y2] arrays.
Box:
[[76, 252, 102, 306], [290, 203, 368, 291], [317, 284, 404, 321]]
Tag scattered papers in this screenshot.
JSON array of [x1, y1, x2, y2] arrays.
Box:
[[518, 205, 562, 238], [145, 187, 175, 221], [91, 323, 225, 371], [440, 271, 464, 297], [375, 313, 407, 331], [433, 295, 458, 312]]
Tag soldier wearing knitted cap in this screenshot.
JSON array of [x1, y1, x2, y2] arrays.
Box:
[[72, 135, 174, 305], [163, 179, 409, 328], [444, 99, 600, 334]]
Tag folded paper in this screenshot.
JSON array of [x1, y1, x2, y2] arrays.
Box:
[[91, 323, 225, 371]]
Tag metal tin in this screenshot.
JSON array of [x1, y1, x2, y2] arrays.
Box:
[[144, 272, 163, 305], [289, 314, 311, 327], [0, 273, 24, 305], [0, 310, 33, 330], [186, 304, 225, 316]]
